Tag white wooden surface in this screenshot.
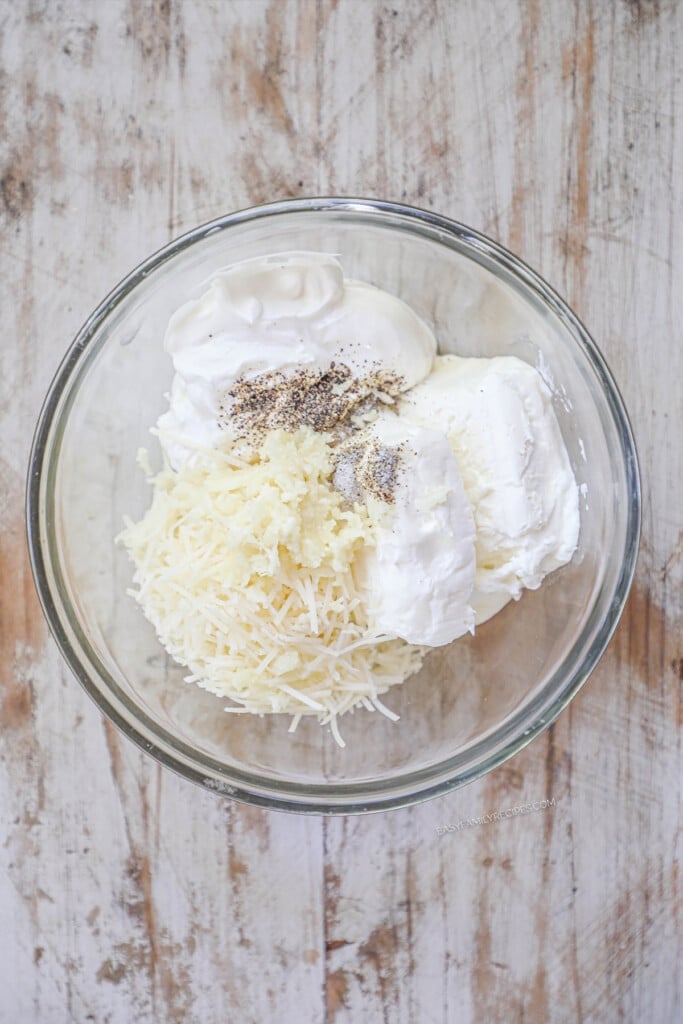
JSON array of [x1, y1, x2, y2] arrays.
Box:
[[1, 2, 681, 1021]]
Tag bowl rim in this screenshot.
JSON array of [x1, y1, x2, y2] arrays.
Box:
[[25, 197, 641, 814]]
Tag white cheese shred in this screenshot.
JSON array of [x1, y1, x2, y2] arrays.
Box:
[[118, 428, 424, 742]]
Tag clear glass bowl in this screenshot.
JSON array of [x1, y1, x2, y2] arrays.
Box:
[[26, 199, 640, 813]]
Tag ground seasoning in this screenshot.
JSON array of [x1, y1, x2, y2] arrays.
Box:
[[219, 362, 406, 504], [221, 362, 404, 440], [332, 437, 403, 505]]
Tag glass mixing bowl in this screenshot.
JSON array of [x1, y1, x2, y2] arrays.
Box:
[[26, 199, 640, 813]]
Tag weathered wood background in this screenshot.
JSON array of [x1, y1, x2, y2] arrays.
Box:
[[1, 1, 681, 1021]]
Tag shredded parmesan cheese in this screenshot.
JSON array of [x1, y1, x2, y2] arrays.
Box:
[[118, 429, 424, 739]]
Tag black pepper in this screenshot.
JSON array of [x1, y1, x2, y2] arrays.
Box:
[[221, 363, 405, 445]]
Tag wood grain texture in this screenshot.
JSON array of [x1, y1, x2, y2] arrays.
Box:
[[1, 1, 681, 1021]]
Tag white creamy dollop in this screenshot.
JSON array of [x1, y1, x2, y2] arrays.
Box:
[[400, 355, 580, 623], [355, 415, 477, 646], [158, 253, 436, 467]]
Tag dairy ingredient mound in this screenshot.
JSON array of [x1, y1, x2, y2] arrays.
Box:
[[119, 253, 580, 743], [120, 430, 424, 746], [400, 355, 581, 625]]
